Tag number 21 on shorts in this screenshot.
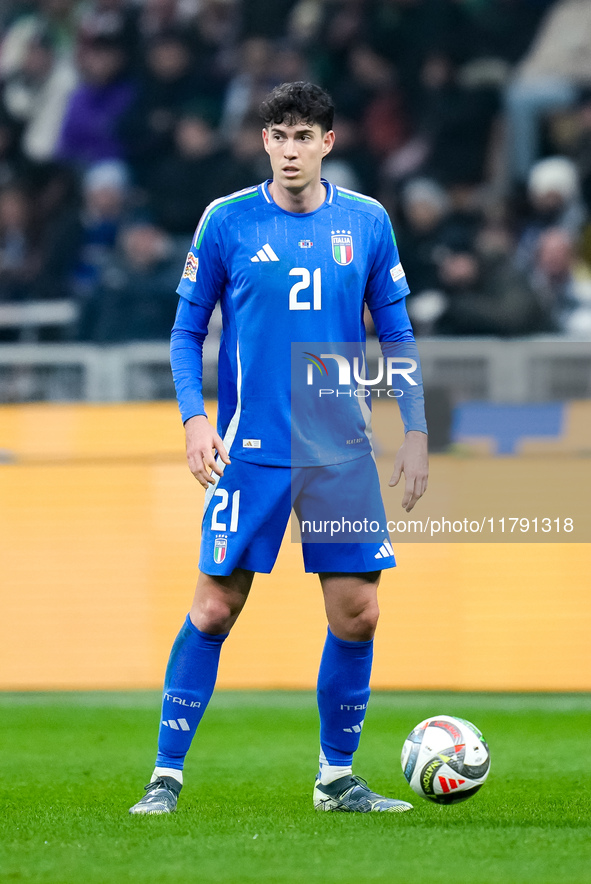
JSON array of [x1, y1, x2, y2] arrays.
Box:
[[211, 489, 240, 531]]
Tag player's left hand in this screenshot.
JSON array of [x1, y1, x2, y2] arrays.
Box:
[[389, 430, 428, 512]]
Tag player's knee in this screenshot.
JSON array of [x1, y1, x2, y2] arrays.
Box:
[[346, 602, 380, 642], [191, 596, 236, 634]]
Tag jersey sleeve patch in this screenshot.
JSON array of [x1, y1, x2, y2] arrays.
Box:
[[182, 252, 199, 282], [390, 262, 405, 283]]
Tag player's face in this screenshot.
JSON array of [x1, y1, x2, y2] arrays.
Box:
[[262, 121, 335, 194]]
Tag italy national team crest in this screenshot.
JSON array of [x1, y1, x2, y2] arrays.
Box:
[[213, 535, 227, 564], [331, 230, 353, 265]]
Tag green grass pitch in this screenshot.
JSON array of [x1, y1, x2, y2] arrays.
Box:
[[1, 691, 590, 883]]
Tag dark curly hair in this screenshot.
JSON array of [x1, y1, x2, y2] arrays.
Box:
[[259, 82, 335, 132]]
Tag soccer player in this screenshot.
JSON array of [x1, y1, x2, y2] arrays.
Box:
[[129, 82, 428, 815]]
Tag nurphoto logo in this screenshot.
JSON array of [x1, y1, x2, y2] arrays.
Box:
[[302, 350, 418, 397]]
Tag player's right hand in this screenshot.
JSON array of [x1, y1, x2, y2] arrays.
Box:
[[184, 414, 230, 488]]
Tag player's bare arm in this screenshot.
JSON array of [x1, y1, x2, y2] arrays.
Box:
[[184, 414, 230, 488], [389, 430, 429, 512]]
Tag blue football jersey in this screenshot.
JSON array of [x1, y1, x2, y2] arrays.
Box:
[[176, 179, 411, 467]]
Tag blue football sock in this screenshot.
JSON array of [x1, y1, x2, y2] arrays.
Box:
[[317, 627, 373, 768], [155, 614, 228, 771]]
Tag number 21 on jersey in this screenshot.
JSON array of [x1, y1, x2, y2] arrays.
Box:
[[289, 268, 321, 310]]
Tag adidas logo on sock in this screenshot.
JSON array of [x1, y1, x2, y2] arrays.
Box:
[[343, 721, 364, 734], [251, 243, 279, 262], [162, 718, 190, 731], [374, 540, 394, 559]]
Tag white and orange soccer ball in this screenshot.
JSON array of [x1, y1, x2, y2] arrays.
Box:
[[401, 715, 490, 804]]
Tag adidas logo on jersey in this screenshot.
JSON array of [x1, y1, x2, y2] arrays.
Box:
[[374, 540, 394, 559], [251, 243, 279, 262]]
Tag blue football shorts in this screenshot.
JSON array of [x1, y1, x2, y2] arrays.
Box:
[[198, 453, 396, 576]]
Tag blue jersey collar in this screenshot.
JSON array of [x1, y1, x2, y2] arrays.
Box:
[[260, 178, 335, 214]]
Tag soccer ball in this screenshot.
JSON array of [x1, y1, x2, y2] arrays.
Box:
[[401, 715, 490, 804]]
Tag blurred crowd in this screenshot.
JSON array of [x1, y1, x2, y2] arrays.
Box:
[[1, 0, 591, 342]]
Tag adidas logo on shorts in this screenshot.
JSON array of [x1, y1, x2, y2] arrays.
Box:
[[374, 540, 394, 559]]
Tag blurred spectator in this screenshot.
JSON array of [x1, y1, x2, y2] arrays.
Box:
[[504, 0, 591, 183], [515, 156, 587, 272], [309, 0, 366, 86], [192, 0, 240, 77], [396, 178, 451, 295], [146, 109, 242, 238], [76, 0, 139, 57], [43, 159, 131, 300], [395, 177, 477, 296], [136, 0, 198, 44], [412, 51, 499, 186], [242, 0, 300, 40], [343, 45, 408, 160], [226, 113, 271, 189], [353, 0, 470, 108], [121, 30, 213, 185], [323, 112, 376, 195], [0, 108, 26, 188], [80, 220, 180, 341], [529, 227, 591, 336], [445, 183, 487, 253], [0, 0, 588, 343], [286, 0, 323, 51], [303, 0, 456, 104], [568, 92, 591, 218], [56, 34, 135, 166], [0, 185, 42, 303], [434, 241, 548, 337], [397, 176, 500, 335], [274, 41, 309, 86], [1, 3, 26, 32], [1, 23, 77, 162], [220, 36, 279, 134], [0, 0, 79, 73], [0, 92, 78, 234], [454, 0, 551, 67]]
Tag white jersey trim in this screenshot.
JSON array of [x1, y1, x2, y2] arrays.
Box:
[[261, 181, 273, 204], [261, 178, 335, 206], [193, 187, 259, 248], [203, 340, 243, 515], [335, 186, 381, 207], [355, 350, 375, 461]]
